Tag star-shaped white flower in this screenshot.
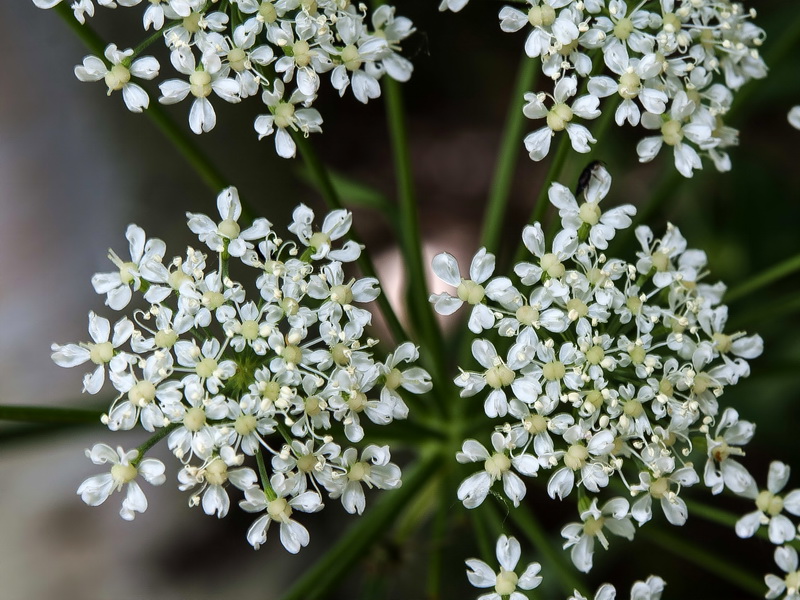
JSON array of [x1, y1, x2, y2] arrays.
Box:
[[465, 534, 542, 600], [75, 44, 159, 113], [523, 75, 601, 161], [77, 443, 165, 521]]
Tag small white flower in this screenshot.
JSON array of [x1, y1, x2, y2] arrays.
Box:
[[254, 80, 323, 159], [429, 248, 501, 333], [523, 75, 600, 161], [75, 44, 159, 113], [77, 443, 165, 521], [91, 224, 170, 310], [766, 546, 800, 600], [561, 497, 635, 573], [159, 47, 240, 134], [456, 433, 538, 509], [240, 473, 323, 553], [465, 534, 542, 600], [328, 445, 402, 515], [51, 312, 134, 394], [186, 186, 271, 259], [704, 407, 757, 496], [736, 461, 800, 545]]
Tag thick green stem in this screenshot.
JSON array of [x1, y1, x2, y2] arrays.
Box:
[[279, 452, 441, 600], [725, 252, 800, 303], [480, 55, 538, 254], [381, 78, 448, 391], [425, 478, 450, 600], [0, 404, 103, 424]]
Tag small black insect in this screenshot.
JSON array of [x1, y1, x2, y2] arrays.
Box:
[[575, 160, 607, 198]]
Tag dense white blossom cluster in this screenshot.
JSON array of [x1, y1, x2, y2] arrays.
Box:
[[431, 165, 764, 573], [33, 0, 415, 156], [442, 0, 767, 177], [53, 188, 431, 552]]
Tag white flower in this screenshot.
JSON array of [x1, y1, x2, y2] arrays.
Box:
[[254, 80, 323, 159], [499, 0, 581, 60], [159, 47, 240, 134], [74, 44, 159, 113], [240, 474, 323, 553], [630, 467, 699, 526], [429, 248, 503, 333], [328, 445, 402, 515], [549, 162, 635, 249], [569, 576, 665, 600], [186, 186, 271, 259], [178, 447, 257, 518], [288, 204, 362, 262], [456, 433, 538, 508], [330, 15, 388, 104], [704, 407, 757, 496], [587, 46, 667, 126], [465, 535, 542, 600], [636, 92, 714, 178], [736, 461, 800, 545], [766, 546, 800, 600], [91, 224, 170, 310], [561, 497, 635, 573], [77, 444, 165, 521], [51, 312, 134, 394], [790, 106, 800, 131], [523, 75, 601, 161]]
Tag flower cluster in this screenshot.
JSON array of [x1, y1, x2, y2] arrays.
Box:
[[432, 164, 763, 572], [465, 533, 665, 600], [443, 0, 767, 177], [33, 0, 415, 157], [53, 188, 431, 551]]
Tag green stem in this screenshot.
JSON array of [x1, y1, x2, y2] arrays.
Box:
[[133, 423, 178, 465], [506, 503, 587, 596], [725, 252, 800, 303], [530, 132, 572, 226], [292, 133, 409, 348], [0, 404, 103, 424], [425, 478, 450, 600], [54, 4, 105, 55], [480, 55, 538, 254], [585, 95, 621, 164], [381, 78, 448, 390], [470, 503, 497, 564], [638, 526, 764, 596], [279, 452, 441, 600], [256, 448, 277, 501], [131, 26, 172, 60]]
